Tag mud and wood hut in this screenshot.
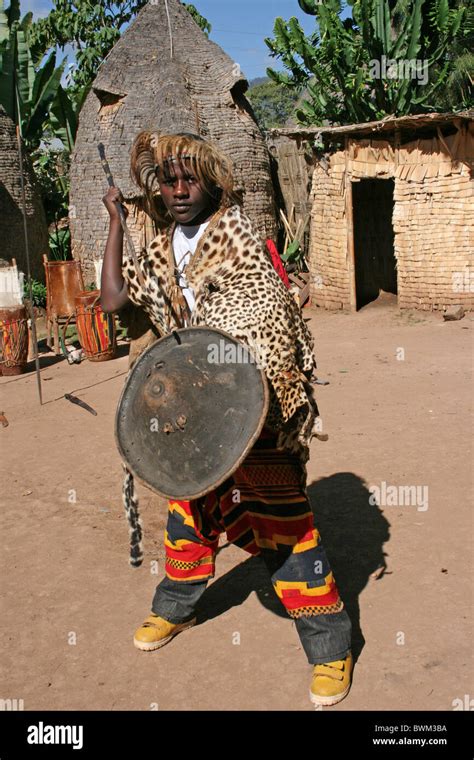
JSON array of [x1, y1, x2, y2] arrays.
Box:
[[274, 111, 473, 312], [70, 0, 277, 285], [0, 105, 48, 282]]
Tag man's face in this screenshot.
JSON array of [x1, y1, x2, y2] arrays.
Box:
[[158, 158, 214, 225]]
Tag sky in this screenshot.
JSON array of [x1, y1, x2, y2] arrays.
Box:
[[22, 0, 320, 81]]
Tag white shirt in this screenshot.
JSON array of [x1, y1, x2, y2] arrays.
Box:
[[172, 222, 209, 317]]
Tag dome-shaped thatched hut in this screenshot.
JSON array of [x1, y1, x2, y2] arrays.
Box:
[[70, 0, 278, 283], [0, 105, 48, 282]]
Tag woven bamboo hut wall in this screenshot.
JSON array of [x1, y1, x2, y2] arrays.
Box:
[[70, 0, 277, 284], [0, 105, 48, 282], [274, 111, 474, 312], [267, 135, 313, 230]]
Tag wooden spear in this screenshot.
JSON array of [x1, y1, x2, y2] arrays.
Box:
[[97, 142, 147, 291], [97, 142, 183, 329], [15, 91, 42, 405]]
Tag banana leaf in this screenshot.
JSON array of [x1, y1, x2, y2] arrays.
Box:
[[28, 52, 64, 138], [48, 83, 78, 151], [15, 27, 30, 107]]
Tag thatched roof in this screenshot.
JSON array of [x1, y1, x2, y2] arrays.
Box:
[[70, 0, 277, 278], [0, 105, 48, 282], [272, 110, 474, 143]]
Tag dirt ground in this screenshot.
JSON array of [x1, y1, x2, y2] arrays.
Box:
[[1, 298, 472, 711]]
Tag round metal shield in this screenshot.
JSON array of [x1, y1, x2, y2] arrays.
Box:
[[115, 326, 269, 500]]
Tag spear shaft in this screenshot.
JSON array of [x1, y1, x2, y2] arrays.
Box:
[[97, 142, 147, 291], [15, 94, 42, 405], [97, 142, 183, 329]]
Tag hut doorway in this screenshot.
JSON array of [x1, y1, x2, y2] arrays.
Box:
[[352, 178, 397, 309]]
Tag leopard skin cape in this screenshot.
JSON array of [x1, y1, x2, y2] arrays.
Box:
[[122, 204, 320, 460]]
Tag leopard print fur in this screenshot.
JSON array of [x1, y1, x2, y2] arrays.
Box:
[[122, 204, 320, 462]]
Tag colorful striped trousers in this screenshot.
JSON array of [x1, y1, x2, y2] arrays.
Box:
[[152, 428, 352, 664]]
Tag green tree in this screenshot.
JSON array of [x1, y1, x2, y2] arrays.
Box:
[[247, 78, 300, 130], [265, 0, 470, 125], [184, 3, 211, 36], [1, 0, 91, 262]]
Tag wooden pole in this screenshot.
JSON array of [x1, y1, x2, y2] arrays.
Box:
[[15, 91, 42, 404], [345, 136, 357, 312]]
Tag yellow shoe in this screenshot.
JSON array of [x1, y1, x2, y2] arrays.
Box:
[[133, 614, 196, 651], [309, 653, 353, 706]]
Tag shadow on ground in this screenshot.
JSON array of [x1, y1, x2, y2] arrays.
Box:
[[307, 473, 391, 662], [195, 472, 390, 664], [24, 338, 130, 370]]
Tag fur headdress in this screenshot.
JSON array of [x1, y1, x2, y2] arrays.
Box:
[[129, 131, 241, 224]]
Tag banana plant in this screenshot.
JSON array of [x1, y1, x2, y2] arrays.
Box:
[[48, 82, 88, 153], [0, 0, 66, 148]]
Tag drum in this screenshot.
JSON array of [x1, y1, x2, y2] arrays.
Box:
[[75, 290, 116, 362], [0, 305, 29, 376]]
